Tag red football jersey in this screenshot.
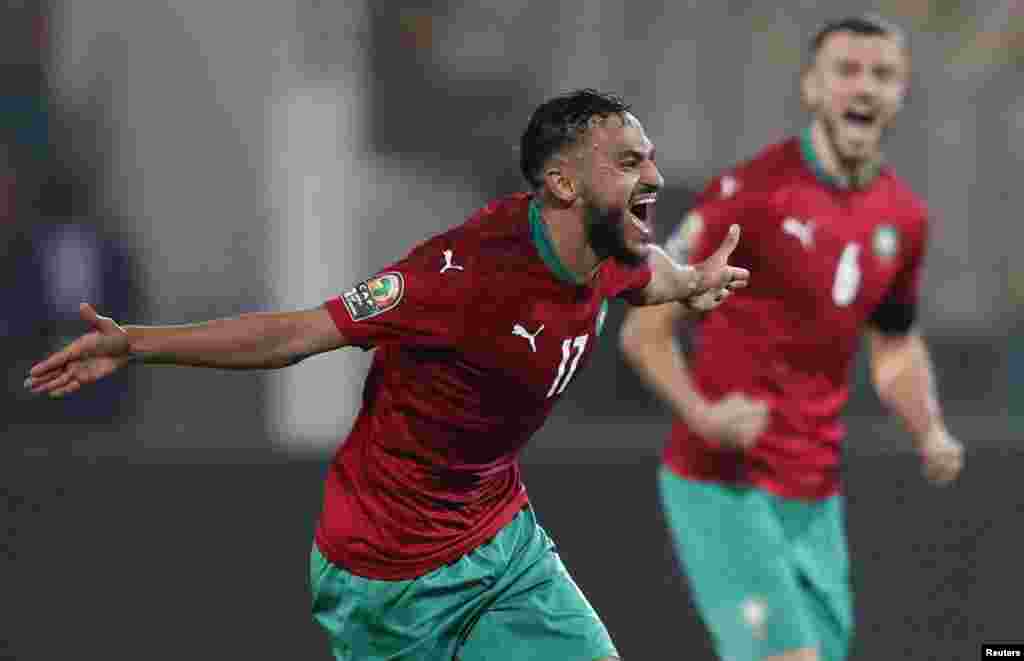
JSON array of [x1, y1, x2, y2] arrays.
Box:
[[316, 193, 651, 579], [663, 132, 929, 499]]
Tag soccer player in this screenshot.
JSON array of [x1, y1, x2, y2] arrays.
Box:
[[619, 16, 965, 661], [26, 89, 749, 661]]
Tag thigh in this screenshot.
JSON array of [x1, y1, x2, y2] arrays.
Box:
[[458, 509, 618, 661], [658, 467, 818, 661], [310, 543, 488, 661], [782, 496, 854, 661]]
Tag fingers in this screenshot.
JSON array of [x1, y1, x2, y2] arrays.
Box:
[[925, 463, 955, 486], [715, 395, 770, 449], [24, 365, 85, 398], [710, 224, 741, 261], [924, 447, 964, 486], [739, 397, 769, 431], [26, 368, 70, 393], [80, 302, 99, 324], [29, 341, 82, 378], [81, 302, 120, 334], [49, 377, 84, 398], [727, 267, 750, 289]]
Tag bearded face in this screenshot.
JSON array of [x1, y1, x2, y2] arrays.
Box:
[[574, 112, 662, 265], [804, 31, 908, 167]]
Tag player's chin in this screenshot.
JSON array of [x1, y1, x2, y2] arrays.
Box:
[[837, 125, 882, 159]]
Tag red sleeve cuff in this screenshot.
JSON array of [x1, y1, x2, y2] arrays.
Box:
[[324, 297, 350, 334]]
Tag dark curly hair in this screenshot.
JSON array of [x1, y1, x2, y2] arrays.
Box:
[[519, 89, 632, 190]]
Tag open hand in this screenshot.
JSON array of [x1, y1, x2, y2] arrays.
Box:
[[690, 224, 749, 303], [24, 303, 131, 398]]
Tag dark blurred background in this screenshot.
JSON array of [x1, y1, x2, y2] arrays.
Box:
[[3, 1, 1020, 659]]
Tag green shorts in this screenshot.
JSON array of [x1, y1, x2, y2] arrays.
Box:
[[310, 506, 617, 661], [658, 467, 854, 661]]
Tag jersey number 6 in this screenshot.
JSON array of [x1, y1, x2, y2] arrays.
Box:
[[832, 242, 861, 307], [546, 335, 589, 398]]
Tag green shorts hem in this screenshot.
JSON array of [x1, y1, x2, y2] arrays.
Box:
[[311, 506, 617, 661]]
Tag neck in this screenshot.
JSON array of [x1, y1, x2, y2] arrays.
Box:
[[810, 119, 859, 183], [810, 119, 887, 187], [536, 196, 602, 284]]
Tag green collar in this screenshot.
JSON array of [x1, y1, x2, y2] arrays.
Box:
[[529, 199, 584, 285], [799, 126, 882, 191]]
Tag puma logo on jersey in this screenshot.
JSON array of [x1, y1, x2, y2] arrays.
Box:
[[440, 249, 464, 273], [720, 175, 738, 199], [512, 323, 544, 353], [782, 217, 814, 249]]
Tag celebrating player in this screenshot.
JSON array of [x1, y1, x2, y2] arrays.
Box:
[[620, 16, 964, 661], [26, 89, 747, 661]]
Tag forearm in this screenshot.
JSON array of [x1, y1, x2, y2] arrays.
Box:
[[870, 330, 945, 446], [620, 311, 707, 424], [126, 312, 312, 370]]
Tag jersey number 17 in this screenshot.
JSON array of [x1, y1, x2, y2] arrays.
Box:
[[546, 335, 589, 398]]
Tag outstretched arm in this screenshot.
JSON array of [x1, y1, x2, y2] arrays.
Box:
[[26, 302, 346, 398], [638, 224, 749, 308]]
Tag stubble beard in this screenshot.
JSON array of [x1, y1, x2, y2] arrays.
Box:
[[822, 110, 886, 172], [583, 199, 644, 267]]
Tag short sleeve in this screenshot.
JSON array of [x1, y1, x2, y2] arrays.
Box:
[[598, 257, 652, 302], [324, 238, 474, 349], [869, 214, 929, 334], [883, 217, 928, 308]]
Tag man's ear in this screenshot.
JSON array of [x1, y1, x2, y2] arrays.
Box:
[[543, 162, 577, 204]]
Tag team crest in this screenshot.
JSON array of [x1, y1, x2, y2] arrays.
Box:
[[342, 272, 405, 321], [665, 211, 704, 262], [873, 225, 900, 260]]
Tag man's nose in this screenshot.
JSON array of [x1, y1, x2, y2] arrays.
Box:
[[642, 161, 664, 190], [853, 73, 880, 100]]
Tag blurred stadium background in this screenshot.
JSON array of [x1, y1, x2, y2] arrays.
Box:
[[2, 1, 1020, 659]]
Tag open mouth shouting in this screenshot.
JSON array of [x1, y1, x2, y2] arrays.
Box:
[[628, 193, 656, 241], [843, 108, 877, 126]]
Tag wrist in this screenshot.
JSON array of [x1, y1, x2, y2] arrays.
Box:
[[678, 396, 711, 432], [913, 419, 946, 452], [123, 327, 151, 365]]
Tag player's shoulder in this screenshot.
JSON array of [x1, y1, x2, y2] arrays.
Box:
[[407, 193, 531, 258], [458, 192, 533, 242], [875, 168, 930, 226]]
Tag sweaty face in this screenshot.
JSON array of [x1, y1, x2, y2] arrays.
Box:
[[575, 113, 663, 265], [807, 32, 908, 165]]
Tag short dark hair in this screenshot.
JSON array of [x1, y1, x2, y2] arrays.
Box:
[[520, 89, 632, 189], [810, 14, 906, 55]]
